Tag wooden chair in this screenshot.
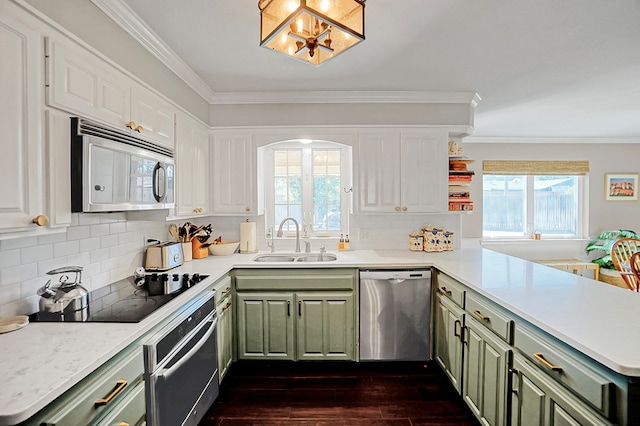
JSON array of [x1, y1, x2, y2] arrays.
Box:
[[611, 238, 640, 291], [631, 252, 640, 291]]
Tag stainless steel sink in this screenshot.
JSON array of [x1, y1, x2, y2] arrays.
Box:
[[296, 253, 338, 262], [252, 255, 296, 262], [252, 252, 337, 262]]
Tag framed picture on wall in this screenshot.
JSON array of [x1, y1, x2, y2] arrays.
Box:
[[605, 173, 639, 201]]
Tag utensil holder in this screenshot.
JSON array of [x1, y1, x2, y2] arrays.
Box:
[[182, 242, 192, 262]]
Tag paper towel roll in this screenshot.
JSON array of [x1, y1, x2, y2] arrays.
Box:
[[240, 220, 257, 253]]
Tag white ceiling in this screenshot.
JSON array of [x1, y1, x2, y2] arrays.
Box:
[[116, 0, 640, 139]]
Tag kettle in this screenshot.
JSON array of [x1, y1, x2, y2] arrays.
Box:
[[37, 266, 89, 321]]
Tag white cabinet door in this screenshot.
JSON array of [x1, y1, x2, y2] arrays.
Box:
[[46, 37, 131, 128], [354, 131, 446, 213], [45, 109, 72, 228], [130, 84, 175, 149], [211, 134, 256, 215], [175, 112, 209, 216], [400, 131, 447, 213], [0, 7, 45, 232], [46, 36, 176, 149], [354, 133, 402, 213]]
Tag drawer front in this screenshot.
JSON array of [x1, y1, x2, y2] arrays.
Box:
[[514, 326, 614, 417], [435, 272, 465, 307], [466, 292, 514, 343], [235, 269, 356, 291], [214, 275, 232, 306], [34, 346, 144, 426], [93, 379, 145, 426]]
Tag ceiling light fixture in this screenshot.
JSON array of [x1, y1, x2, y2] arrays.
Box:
[[258, 0, 365, 66]]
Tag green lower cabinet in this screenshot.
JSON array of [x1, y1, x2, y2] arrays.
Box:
[[462, 316, 511, 426], [297, 292, 354, 360], [237, 293, 295, 360], [237, 291, 355, 361], [511, 354, 612, 426], [433, 293, 464, 393]]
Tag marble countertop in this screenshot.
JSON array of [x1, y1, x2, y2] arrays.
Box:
[[2, 248, 639, 425]]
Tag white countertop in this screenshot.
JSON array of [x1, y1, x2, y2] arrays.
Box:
[[2, 248, 639, 425]]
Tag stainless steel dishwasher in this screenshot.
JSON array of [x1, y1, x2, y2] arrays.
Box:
[[359, 269, 431, 361]]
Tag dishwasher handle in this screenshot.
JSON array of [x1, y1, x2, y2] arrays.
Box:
[[360, 270, 431, 281]]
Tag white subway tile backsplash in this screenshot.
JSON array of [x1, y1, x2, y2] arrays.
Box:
[[0, 249, 21, 269], [1, 263, 38, 284], [90, 272, 111, 291], [53, 240, 80, 257], [0, 283, 21, 305], [79, 237, 101, 252], [78, 214, 101, 226], [37, 257, 69, 277], [21, 244, 53, 264], [67, 225, 91, 241], [101, 258, 120, 273], [90, 248, 111, 263], [67, 252, 91, 266], [91, 224, 110, 237], [109, 222, 126, 234], [21, 276, 45, 299], [101, 234, 119, 248], [37, 232, 67, 245], [101, 213, 126, 223], [0, 236, 38, 250]]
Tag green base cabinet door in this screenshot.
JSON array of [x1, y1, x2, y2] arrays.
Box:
[[433, 293, 464, 393], [237, 292, 295, 360], [296, 292, 354, 361], [510, 354, 612, 426], [463, 315, 511, 426]]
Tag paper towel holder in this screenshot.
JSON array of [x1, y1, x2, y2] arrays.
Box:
[[240, 219, 258, 254]]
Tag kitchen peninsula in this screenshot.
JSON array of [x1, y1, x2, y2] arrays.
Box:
[[2, 248, 640, 425]]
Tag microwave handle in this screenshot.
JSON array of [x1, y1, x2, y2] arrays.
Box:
[[153, 162, 166, 202]]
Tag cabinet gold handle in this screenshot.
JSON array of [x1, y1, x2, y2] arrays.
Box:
[[94, 380, 127, 407], [32, 214, 49, 227], [126, 121, 136, 130], [245, 206, 251, 212], [221, 288, 230, 295], [135, 125, 143, 133], [533, 352, 563, 372], [222, 301, 232, 311], [402, 206, 408, 211], [474, 310, 490, 321], [395, 206, 401, 211], [440, 286, 452, 296]]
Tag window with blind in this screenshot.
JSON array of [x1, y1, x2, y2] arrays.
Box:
[[265, 141, 350, 237], [482, 161, 589, 238]]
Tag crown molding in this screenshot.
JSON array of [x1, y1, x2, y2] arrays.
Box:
[[91, 0, 214, 101], [211, 91, 481, 105], [463, 136, 640, 144]]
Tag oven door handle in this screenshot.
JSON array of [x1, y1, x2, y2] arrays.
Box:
[[157, 314, 217, 381]]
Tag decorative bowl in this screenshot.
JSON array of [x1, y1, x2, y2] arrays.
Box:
[[208, 241, 240, 256]]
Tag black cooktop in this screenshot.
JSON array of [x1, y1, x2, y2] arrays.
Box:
[[30, 273, 209, 323]]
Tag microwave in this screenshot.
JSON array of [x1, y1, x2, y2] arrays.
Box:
[[71, 118, 175, 213]]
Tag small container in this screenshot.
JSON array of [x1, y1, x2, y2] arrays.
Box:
[[409, 232, 424, 251]]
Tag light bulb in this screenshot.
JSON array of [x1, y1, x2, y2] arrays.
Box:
[[320, 0, 330, 12], [296, 18, 303, 33], [287, 1, 298, 13]]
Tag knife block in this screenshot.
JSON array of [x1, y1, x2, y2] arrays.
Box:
[[191, 239, 209, 259]]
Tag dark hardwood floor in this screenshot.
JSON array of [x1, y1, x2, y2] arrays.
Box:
[[201, 361, 481, 426]]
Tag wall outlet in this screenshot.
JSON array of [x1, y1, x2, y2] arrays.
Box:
[[360, 229, 370, 240]]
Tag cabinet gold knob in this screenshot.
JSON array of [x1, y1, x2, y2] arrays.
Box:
[[32, 215, 49, 227], [402, 206, 408, 212], [245, 206, 251, 212], [395, 206, 400, 211], [135, 125, 143, 133], [126, 121, 136, 130]]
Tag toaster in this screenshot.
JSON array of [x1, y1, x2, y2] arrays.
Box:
[[145, 242, 184, 271]]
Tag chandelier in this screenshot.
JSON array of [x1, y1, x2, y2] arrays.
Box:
[[258, 0, 365, 66]]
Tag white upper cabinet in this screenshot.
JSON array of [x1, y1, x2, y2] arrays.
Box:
[[175, 112, 210, 217], [0, 5, 45, 232], [354, 130, 447, 213], [211, 133, 256, 215], [45, 36, 175, 149]]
